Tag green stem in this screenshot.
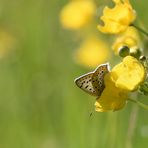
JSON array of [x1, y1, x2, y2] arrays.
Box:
[[131, 24, 148, 37], [128, 98, 148, 110]]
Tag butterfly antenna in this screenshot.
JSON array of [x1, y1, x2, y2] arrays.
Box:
[[89, 111, 94, 118], [90, 112, 93, 117]]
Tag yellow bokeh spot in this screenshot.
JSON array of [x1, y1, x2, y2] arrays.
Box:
[[98, 0, 136, 34], [60, 0, 96, 30], [74, 37, 110, 68], [0, 29, 16, 59]]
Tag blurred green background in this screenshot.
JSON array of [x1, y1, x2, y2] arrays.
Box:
[[0, 0, 147, 148]]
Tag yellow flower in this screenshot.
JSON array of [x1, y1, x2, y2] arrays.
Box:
[[60, 0, 96, 30], [98, 0, 136, 34], [95, 73, 128, 112], [112, 26, 141, 54], [74, 37, 110, 68], [95, 56, 146, 112], [111, 56, 146, 91]]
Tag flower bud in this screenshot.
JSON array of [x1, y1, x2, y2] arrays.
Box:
[[139, 55, 146, 62], [119, 46, 130, 57], [129, 46, 141, 59]]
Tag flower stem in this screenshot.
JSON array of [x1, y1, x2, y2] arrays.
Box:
[[128, 98, 148, 110], [126, 104, 138, 148], [131, 24, 148, 37]]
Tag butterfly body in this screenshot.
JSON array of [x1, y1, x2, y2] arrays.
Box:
[[75, 63, 110, 97]]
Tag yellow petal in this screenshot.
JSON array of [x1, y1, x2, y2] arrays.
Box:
[[98, 18, 126, 34], [111, 56, 146, 91], [95, 73, 128, 112], [98, 0, 136, 34]]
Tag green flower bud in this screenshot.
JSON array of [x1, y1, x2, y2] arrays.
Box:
[[119, 46, 130, 57], [139, 55, 146, 62], [139, 56, 148, 71], [130, 46, 142, 59]]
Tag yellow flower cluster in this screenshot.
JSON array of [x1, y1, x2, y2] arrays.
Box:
[[98, 0, 142, 57], [94, 0, 148, 112]]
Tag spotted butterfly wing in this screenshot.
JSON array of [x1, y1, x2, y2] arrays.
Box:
[[74, 63, 109, 97], [74, 72, 98, 96]]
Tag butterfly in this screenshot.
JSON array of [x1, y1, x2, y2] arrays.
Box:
[[74, 63, 110, 97]]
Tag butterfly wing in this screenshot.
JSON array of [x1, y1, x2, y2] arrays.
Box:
[[74, 72, 98, 96], [92, 63, 110, 97]]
